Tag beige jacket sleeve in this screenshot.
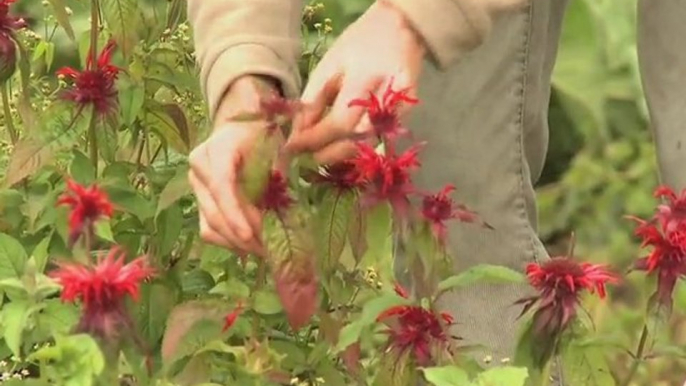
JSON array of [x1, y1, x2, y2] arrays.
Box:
[[188, 0, 303, 121], [386, 0, 528, 69]]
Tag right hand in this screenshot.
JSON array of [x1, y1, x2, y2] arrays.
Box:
[[188, 76, 279, 256]]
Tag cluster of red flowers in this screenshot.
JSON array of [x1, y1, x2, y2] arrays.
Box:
[[376, 284, 455, 366], [0, 0, 24, 83], [629, 186, 686, 312], [51, 179, 154, 342], [57, 40, 121, 117]]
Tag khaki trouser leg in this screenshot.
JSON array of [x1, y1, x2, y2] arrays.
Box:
[[403, 0, 569, 362], [638, 0, 686, 191]]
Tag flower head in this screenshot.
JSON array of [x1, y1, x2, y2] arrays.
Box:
[[57, 179, 114, 247], [57, 41, 120, 116], [0, 0, 24, 83], [629, 185, 686, 311], [310, 161, 362, 191], [0, 0, 24, 37], [376, 284, 454, 366], [353, 142, 422, 216], [348, 81, 418, 141], [258, 171, 294, 213], [222, 303, 243, 332], [517, 257, 618, 337], [420, 185, 493, 244], [50, 248, 154, 340]]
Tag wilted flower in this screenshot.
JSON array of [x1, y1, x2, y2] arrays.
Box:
[[56, 40, 120, 117], [50, 248, 154, 340], [517, 257, 618, 338], [348, 81, 418, 141], [258, 171, 294, 213], [353, 142, 422, 216], [0, 0, 24, 83], [420, 184, 493, 244], [630, 185, 686, 311], [376, 284, 455, 366], [57, 179, 114, 247], [310, 161, 362, 191]]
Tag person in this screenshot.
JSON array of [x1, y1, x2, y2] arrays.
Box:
[[186, 0, 686, 365]]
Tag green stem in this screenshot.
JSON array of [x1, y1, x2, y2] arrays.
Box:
[[251, 259, 267, 338], [1, 84, 17, 145], [90, 0, 100, 61], [619, 324, 649, 386], [88, 110, 98, 178]]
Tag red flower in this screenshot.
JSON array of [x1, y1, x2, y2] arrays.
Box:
[[57, 40, 120, 117], [258, 171, 294, 213], [348, 81, 418, 141], [222, 303, 243, 332], [0, 0, 24, 36], [517, 257, 618, 337], [629, 185, 686, 311], [57, 179, 114, 247], [310, 161, 362, 191], [259, 93, 301, 122], [420, 185, 493, 244], [50, 247, 154, 340], [0, 0, 24, 83], [376, 284, 455, 366], [352, 142, 422, 216]]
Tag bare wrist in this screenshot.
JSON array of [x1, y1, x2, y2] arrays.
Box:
[[214, 75, 282, 127]]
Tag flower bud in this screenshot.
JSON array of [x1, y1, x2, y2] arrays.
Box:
[[0, 35, 16, 84]]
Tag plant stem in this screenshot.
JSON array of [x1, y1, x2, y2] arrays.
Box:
[[88, 110, 98, 178], [1, 83, 18, 145], [251, 259, 267, 338], [620, 324, 649, 386], [90, 0, 100, 61]]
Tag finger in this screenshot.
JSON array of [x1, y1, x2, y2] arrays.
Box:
[[287, 75, 384, 153], [192, 144, 253, 240], [198, 213, 232, 248], [190, 170, 259, 252], [313, 140, 360, 165]]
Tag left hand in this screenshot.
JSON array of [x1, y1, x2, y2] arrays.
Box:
[[286, 0, 427, 164]]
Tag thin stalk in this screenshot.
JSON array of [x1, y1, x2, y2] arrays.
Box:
[[88, 110, 98, 178], [619, 324, 649, 386], [1, 84, 17, 145], [251, 259, 267, 338], [90, 0, 100, 61]]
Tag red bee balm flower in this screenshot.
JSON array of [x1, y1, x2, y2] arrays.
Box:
[[420, 184, 493, 244], [57, 179, 114, 247], [376, 284, 455, 366], [630, 185, 686, 311], [50, 248, 154, 340], [57, 41, 120, 117], [348, 81, 418, 141], [353, 142, 422, 216], [222, 303, 243, 332], [518, 257, 619, 337], [258, 171, 294, 213], [0, 0, 24, 83], [311, 161, 362, 191]]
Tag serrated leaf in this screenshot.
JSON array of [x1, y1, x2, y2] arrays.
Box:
[[101, 0, 140, 57], [182, 269, 216, 295], [156, 203, 183, 257], [29, 334, 104, 386], [437, 264, 526, 294], [47, 0, 76, 40], [561, 341, 615, 386], [1, 301, 32, 357], [334, 293, 410, 353], [263, 211, 318, 330], [0, 233, 27, 280], [157, 164, 191, 216], [118, 76, 146, 126], [70, 149, 95, 185], [421, 366, 470, 386], [37, 299, 79, 335], [317, 190, 354, 274], [138, 282, 177, 346]]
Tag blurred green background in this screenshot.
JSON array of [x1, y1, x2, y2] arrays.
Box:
[[10, 0, 686, 384]]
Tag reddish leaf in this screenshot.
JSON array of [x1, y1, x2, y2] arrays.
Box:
[[348, 195, 368, 263]]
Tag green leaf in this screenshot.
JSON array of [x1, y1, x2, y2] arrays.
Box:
[[118, 75, 146, 126], [31, 236, 50, 273], [361, 203, 394, 285], [94, 220, 115, 242], [70, 149, 95, 185], [437, 264, 526, 294], [138, 282, 178, 346], [209, 277, 250, 300], [156, 203, 183, 257], [239, 129, 279, 203], [157, 164, 192, 215], [29, 334, 104, 386], [101, 0, 140, 57], [0, 233, 27, 280], [476, 367, 528, 386], [1, 301, 32, 357], [36, 299, 79, 336], [182, 270, 216, 296], [317, 189, 354, 274], [335, 293, 410, 353], [45, 42, 55, 71], [145, 106, 190, 155], [421, 366, 471, 386], [561, 340, 615, 386], [105, 186, 155, 221], [253, 290, 283, 315], [47, 0, 76, 40]]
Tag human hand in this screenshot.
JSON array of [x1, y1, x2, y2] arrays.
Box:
[[188, 76, 281, 256], [286, 0, 427, 164]]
